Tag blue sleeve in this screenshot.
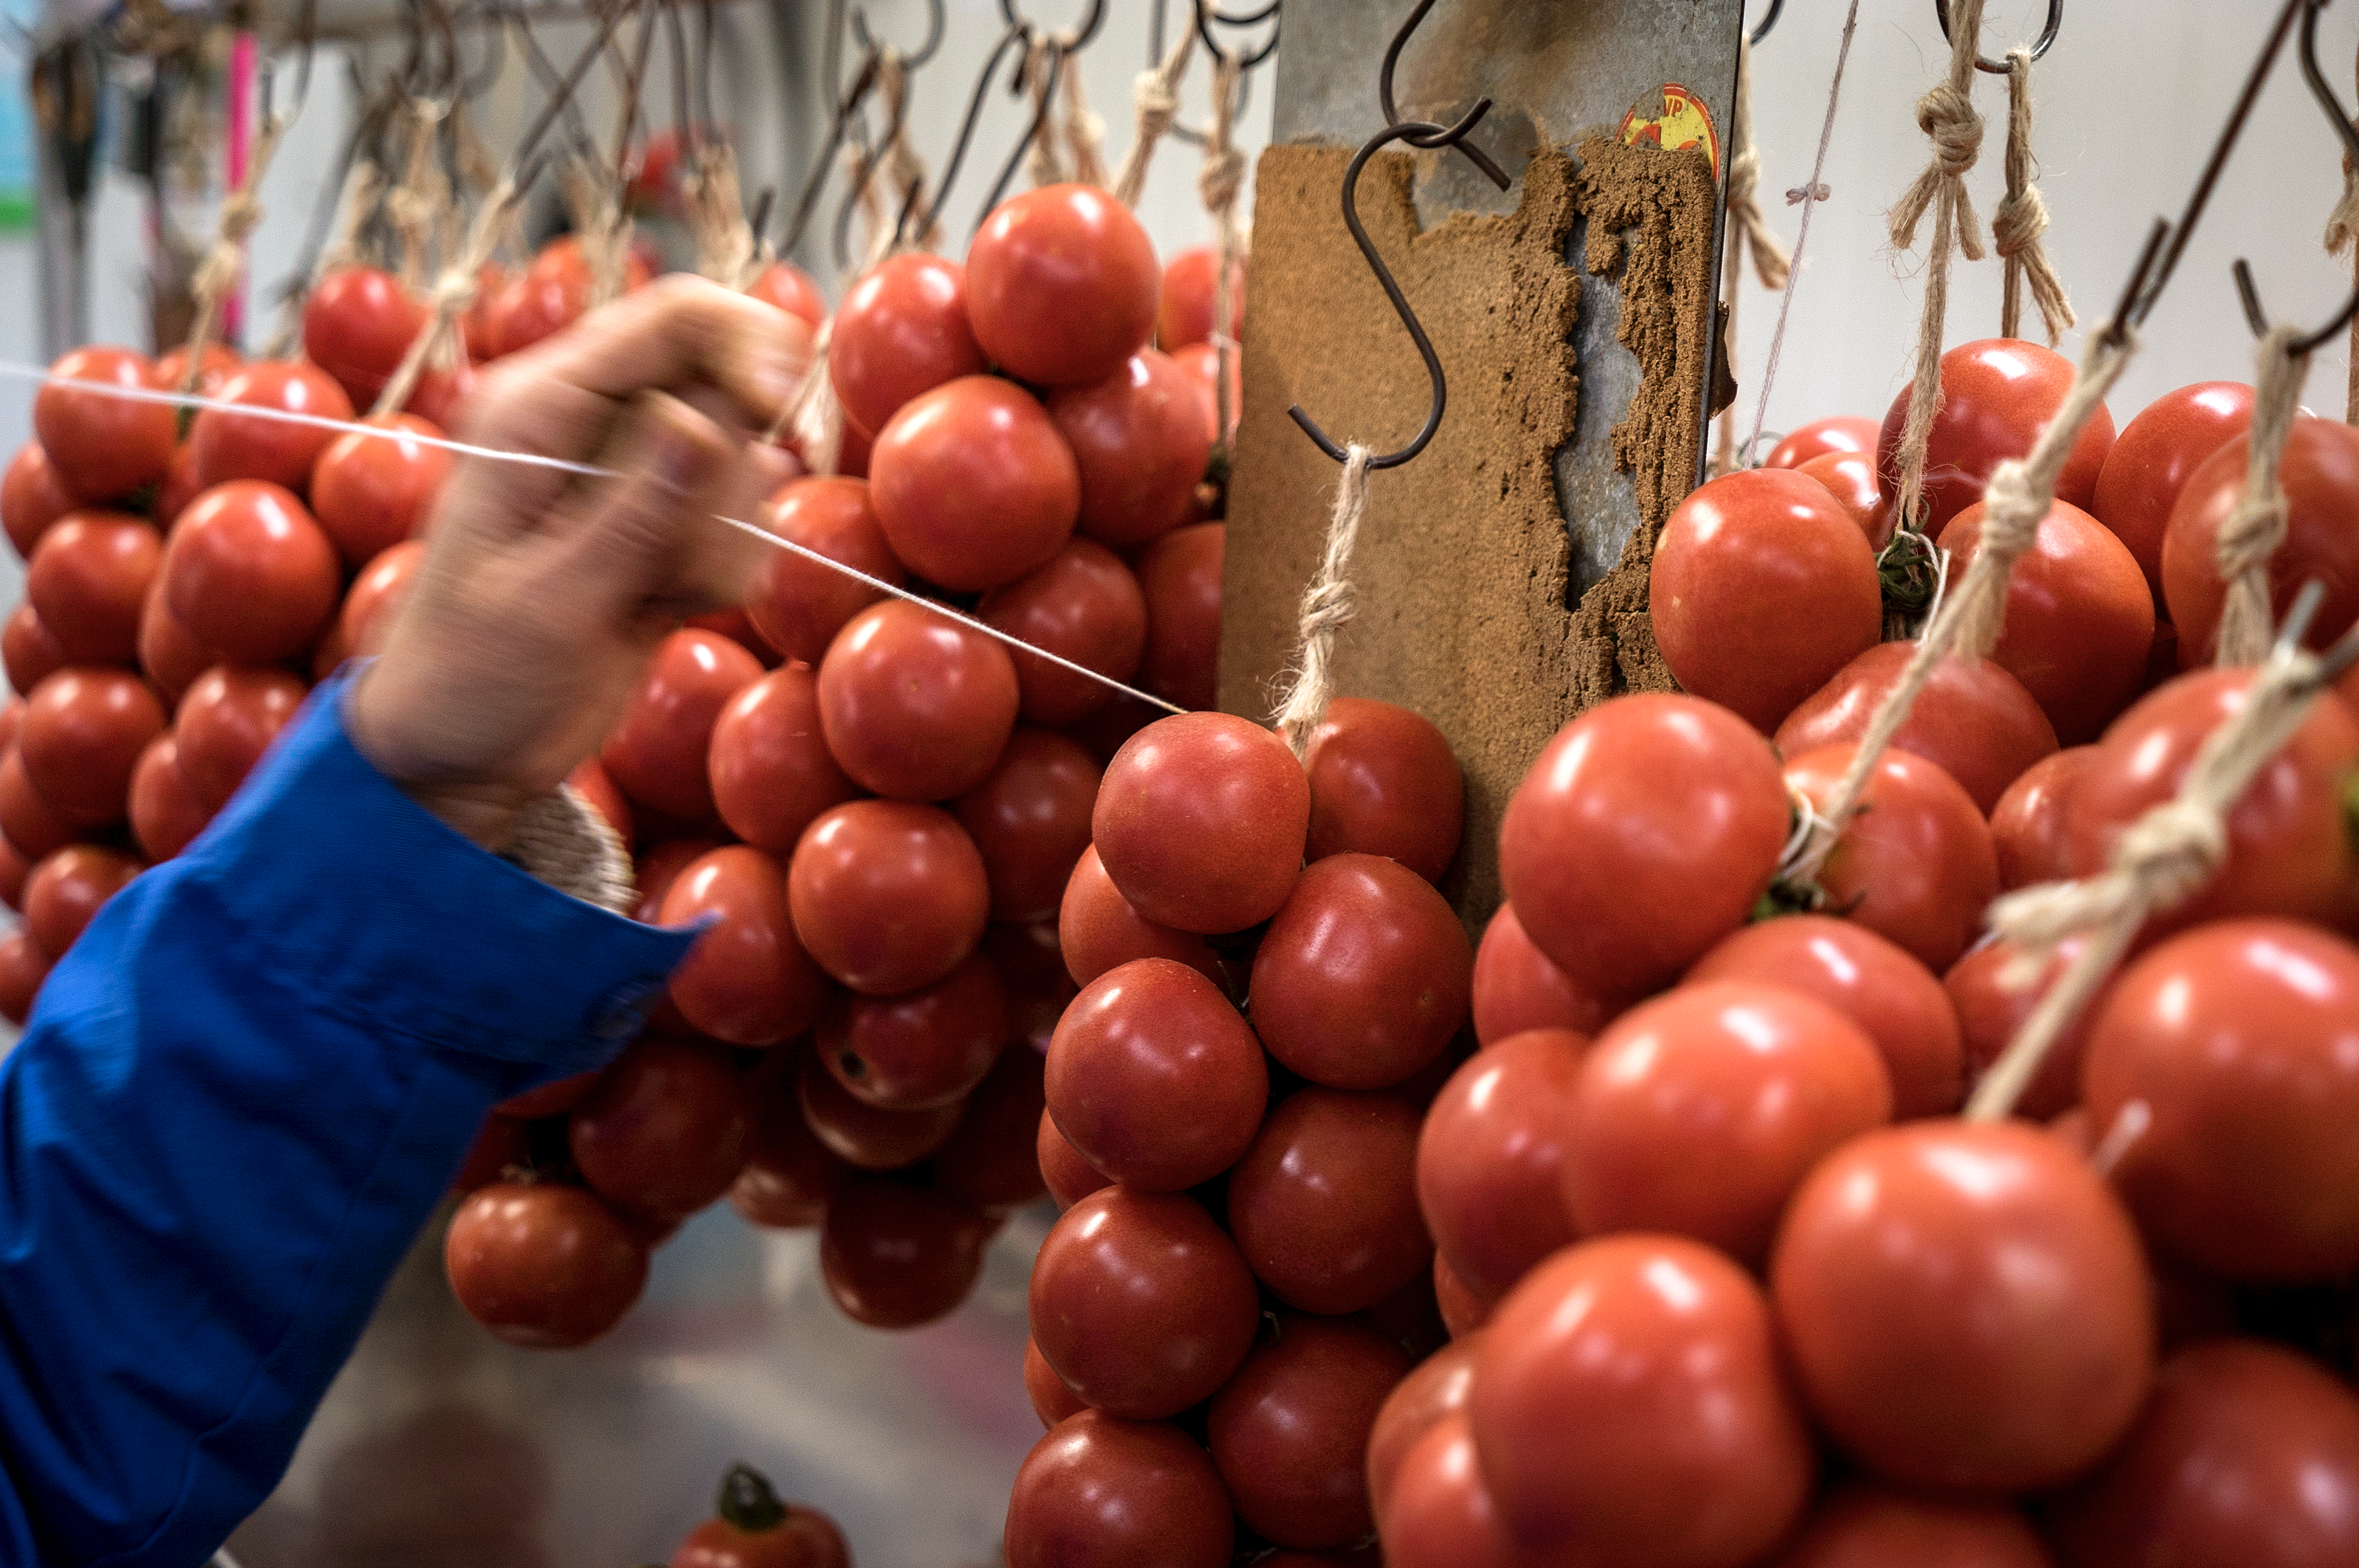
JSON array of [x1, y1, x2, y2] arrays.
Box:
[[0, 669, 695, 1568]]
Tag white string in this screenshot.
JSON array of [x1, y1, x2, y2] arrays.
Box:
[[0, 360, 1187, 718]]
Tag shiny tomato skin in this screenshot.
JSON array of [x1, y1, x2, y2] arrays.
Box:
[[1207, 1313, 1410, 1550], [1416, 1028, 1586, 1303], [746, 259, 827, 327], [1004, 1410, 1235, 1568], [954, 728, 1101, 924], [1989, 743, 2097, 891], [2, 924, 56, 1021], [795, 1044, 963, 1170], [338, 538, 423, 659], [148, 341, 241, 399], [817, 598, 1019, 801], [2084, 920, 2359, 1281], [671, 1505, 851, 1568], [23, 843, 142, 958], [20, 667, 167, 826], [309, 413, 452, 565], [1056, 843, 1220, 986], [2092, 380, 2254, 606], [2162, 415, 2359, 663], [658, 847, 833, 1047], [301, 265, 428, 409], [188, 360, 357, 494], [1875, 338, 2116, 533], [3, 604, 66, 697], [1775, 641, 2058, 814], [979, 540, 1149, 725], [1938, 497, 2154, 744], [569, 1034, 752, 1221], [138, 583, 215, 708], [1945, 933, 2107, 1121], [744, 476, 903, 667], [1784, 743, 1999, 973], [1365, 1333, 1481, 1530], [1048, 350, 1212, 548], [3, 444, 77, 560], [1156, 244, 1240, 351], [1092, 711, 1308, 935], [1303, 697, 1464, 885], [1228, 1087, 1431, 1315], [730, 1054, 848, 1228], [788, 799, 989, 995], [1499, 693, 1789, 999], [1470, 901, 1619, 1045], [1469, 1235, 1815, 1565], [968, 184, 1160, 387], [35, 346, 174, 502], [174, 666, 307, 811], [817, 953, 1006, 1109], [1795, 449, 1890, 549], [819, 1173, 992, 1328], [1769, 1120, 2154, 1492], [164, 483, 342, 662], [1037, 1104, 1111, 1209], [483, 260, 583, 360], [1168, 342, 1238, 447], [28, 512, 160, 665], [601, 629, 764, 821], [1133, 521, 1223, 712], [0, 748, 74, 860], [987, 919, 1078, 1051], [869, 376, 1079, 591], [933, 1042, 1049, 1211], [827, 253, 987, 438], [129, 733, 212, 861], [1026, 1336, 1087, 1428], [1765, 415, 1879, 471], [2066, 669, 2359, 936], [708, 665, 857, 854], [444, 1181, 648, 1349], [1651, 468, 1882, 733], [1763, 1483, 2050, 1568]]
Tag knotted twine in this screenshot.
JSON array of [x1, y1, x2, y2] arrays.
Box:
[[1020, 36, 1070, 189], [566, 157, 632, 307], [1886, 0, 1990, 536], [2213, 324, 2308, 666], [1713, 36, 1793, 477], [2329, 34, 2359, 423], [1111, 15, 1197, 209], [1994, 46, 2073, 345], [384, 97, 452, 291], [1272, 445, 1372, 756], [265, 149, 380, 362], [1201, 53, 1249, 454], [683, 140, 756, 286], [372, 174, 523, 417], [179, 111, 288, 394]]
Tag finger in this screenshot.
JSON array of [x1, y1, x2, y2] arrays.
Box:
[[559, 390, 740, 619], [658, 438, 794, 618]]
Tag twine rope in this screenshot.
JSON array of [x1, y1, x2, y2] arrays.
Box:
[[1201, 53, 1247, 454], [180, 113, 289, 394], [372, 174, 523, 417], [1714, 35, 1792, 476], [1112, 16, 1197, 209], [1272, 444, 1372, 756], [1994, 46, 2073, 345], [384, 97, 452, 290], [2214, 325, 2308, 666]]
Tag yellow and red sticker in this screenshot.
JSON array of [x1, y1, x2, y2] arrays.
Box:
[[1617, 82, 1720, 177]]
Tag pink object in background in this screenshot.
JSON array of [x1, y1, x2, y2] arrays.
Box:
[[222, 31, 257, 342]]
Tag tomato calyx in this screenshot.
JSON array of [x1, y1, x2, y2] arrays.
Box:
[[715, 1461, 789, 1533], [1877, 517, 1944, 633]]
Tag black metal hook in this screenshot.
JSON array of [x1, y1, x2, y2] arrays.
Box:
[[1196, 0, 1280, 69], [1748, 0, 1784, 46], [852, 0, 945, 69], [898, 21, 1026, 246], [835, 42, 920, 270], [997, 0, 1107, 49], [2233, 0, 2359, 353], [1376, 0, 1507, 185], [974, 35, 1072, 229], [1934, 0, 2062, 74], [776, 49, 878, 257]]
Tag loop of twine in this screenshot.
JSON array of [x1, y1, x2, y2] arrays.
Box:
[[387, 97, 452, 290], [1994, 46, 2073, 345], [1272, 444, 1372, 756], [1714, 36, 1794, 477], [182, 114, 288, 394], [1060, 41, 1108, 190], [373, 174, 523, 417], [1112, 14, 1197, 209], [1201, 53, 1248, 455], [684, 142, 756, 286], [2215, 325, 2308, 666], [1020, 36, 1069, 189]]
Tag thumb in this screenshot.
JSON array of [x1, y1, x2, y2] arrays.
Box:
[[565, 390, 738, 617]]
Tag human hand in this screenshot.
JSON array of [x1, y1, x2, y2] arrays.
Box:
[[347, 275, 808, 850]]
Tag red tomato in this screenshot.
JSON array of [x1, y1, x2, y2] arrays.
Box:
[[2085, 919, 2359, 1280], [174, 666, 307, 810], [1035, 1104, 1110, 1209], [493, 1067, 599, 1120], [979, 540, 1149, 725], [933, 1041, 1049, 1210], [1499, 693, 1788, 999], [818, 954, 1006, 1109], [309, 413, 452, 565], [669, 1465, 851, 1568], [796, 1045, 963, 1170], [2048, 1339, 2359, 1568], [3, 604, 66, 696], [746, 260, 827, 327], [1770, 1120, 2154, 1491], [1207, 1314, 1408, 1550], [954, 727, 1101, 923], [1417, 1029, 1586, 1303], [484, 265, 583, 360], [444, 1180, 649, 1348], [1990, 743, 2096, 890], [1047, 350, 1212, 548], [816, 598, 1019, 800], [129, 734, 210, 861], [634, 835, 725, 924], [1302, 696, 1464, 885], [2067, 669, 2359, 936], [827, 253, 986, 437], [1092, 711, 1307, 935], [1874, 338, 2116, 533], [1796, 448, 1889, 548], [461, 261, 506, 359], [151, 445, 206, 530], [569, 1034, 752, 1220], [1944, 933, 2106, 1120], [968, 184, 1160, 387], [2, 444, 77, 560], [164, 482, 342, 662], [1025, 1336, 1087, 1428], [1133, 521, 1224, 712], [987, 919, 1078, 1050], [1784, 743, 1997, 972], [1156, 244, 1240, 351], [1168, 342, 1239, 446], [187, 360, 356, 494], [1688, 914, 1963, 1119], [450, 1114, 531, 1197], [1252, 853, 1471, 1089], [1434, 1252, 1489, 1340], [28, 511, 161, 664], [1366, 1334, 1481, 1529], [2162, 415, 2359, 664], [1765, 415, 1879, 471], [23, 843, 142, 958], [1937, 496, 2154, 743], [788, 799, 989, 995], [1470, 901, 1618, 1045], [149, 341, 241, 400], [819, 1173, 992, 1327], [600, 629, 764, 820], [301, 265, 428, 409], [1774, 641, 2058, 814], [1469, 1236, 1815, 1565], [729, 1054, 848, 1228], [0, 931, 49, 1025], [708, 666, 857, 853], [1651, 469, 1884, 733], [1004, 1411, 1235, 1568], [0, 748, 74, 860], [20, 667, 166, 826], [138, 583, 214, 709], [1228, 1087, 1430, 1314], [400, 353, 475, 431], [869, 376, 1079, 591], [1055, 843, 1219, 987], [34, 346, 174, 502], [744, 476, 903, 666], [2092, 380, 2254, 606], [1764, 1483, 2050, 1568], [338, 537, 424, 658], [1045, 956, 1266, 1191], [659, 847, 833, 1046]]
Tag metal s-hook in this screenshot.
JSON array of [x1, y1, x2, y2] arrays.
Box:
[[998, 0, 1107, 49], [1935, 0, 2062, 72], [1748, 0, 1784, 46], [2233, 0, 2359, 352], [1376, 0, 1507, 186], [1196, 0, 1281, 69], [852, 0, 945, 70]]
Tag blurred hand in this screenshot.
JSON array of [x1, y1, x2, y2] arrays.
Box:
[[348, 275, 810, 850]]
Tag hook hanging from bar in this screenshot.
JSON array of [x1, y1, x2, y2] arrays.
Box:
[[1376, 0, 1506, 186], [1934, 0, 2062, 73], [896, 20, 1025, 246], [1196, 0, 1281, 69], [852, 0, 945, 70], [2233, 0, 2359, 352], [1748, 0, 1784, 46], [998, 0, 1108, 51]]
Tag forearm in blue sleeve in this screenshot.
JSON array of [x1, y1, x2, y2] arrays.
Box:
[[0, 670, 694, 1567]]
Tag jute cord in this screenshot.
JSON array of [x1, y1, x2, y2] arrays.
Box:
[[1272, 444, 1371, 756], [1201, 53, 1247, 454], [1715, 35, 1793, 476], [373, 174, 524, 417], [1112, 16, 1197, 209], [2215, 325, 2308, 666], [1995, 45, 2073, 346], [180, 113, 288, 394]]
